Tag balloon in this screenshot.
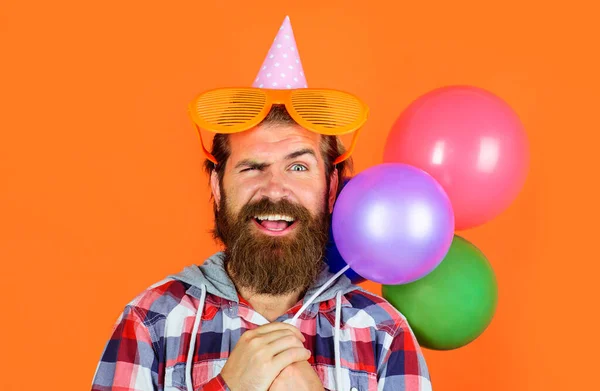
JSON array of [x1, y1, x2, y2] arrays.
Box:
[[383, 85, 529, 230], [325, 177, 366, 284], [382, 236, 498, 350], [324, 226, 366, 284], [331, 163, 454, 285]]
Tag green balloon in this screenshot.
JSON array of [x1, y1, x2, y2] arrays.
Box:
[[382, 236, 498, 350]]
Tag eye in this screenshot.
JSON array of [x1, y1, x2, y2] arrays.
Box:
[[290, 164, 308, 172], [240, 165, 263, 173]]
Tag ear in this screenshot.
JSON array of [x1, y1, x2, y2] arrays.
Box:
[[327, 168, 339, 214], [210, 171, 222, 210]]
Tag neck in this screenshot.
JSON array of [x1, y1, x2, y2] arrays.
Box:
[[239, 286, 304, 322], [226, 264, 306, 322]]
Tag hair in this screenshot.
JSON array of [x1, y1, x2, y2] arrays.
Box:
[[203, 105, 353, 198]]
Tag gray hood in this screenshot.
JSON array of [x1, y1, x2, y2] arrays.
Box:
[[169, 251, 359, 305]]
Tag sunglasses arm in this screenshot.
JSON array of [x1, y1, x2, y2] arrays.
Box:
[[192, 122, 218, 164], [333, 128, 361, 165]]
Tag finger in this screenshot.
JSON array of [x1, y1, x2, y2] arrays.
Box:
[[266, 334, 306, 357], [258, 329, 306, 345], [271, 347, 311, 373], [250, 322, 305, 342]]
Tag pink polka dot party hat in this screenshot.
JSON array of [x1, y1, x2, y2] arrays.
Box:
[[252, 16, 308, 90]]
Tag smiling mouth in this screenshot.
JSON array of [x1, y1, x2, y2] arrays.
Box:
[[252, 214, 297, 235]]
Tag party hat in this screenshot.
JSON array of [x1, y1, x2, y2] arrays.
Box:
[[252, 16, 308, 89]]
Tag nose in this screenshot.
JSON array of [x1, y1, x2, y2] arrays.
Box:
[[260, 170, 290, 201]]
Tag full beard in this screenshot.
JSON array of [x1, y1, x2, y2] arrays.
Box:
[[216, 195, 330, 295]]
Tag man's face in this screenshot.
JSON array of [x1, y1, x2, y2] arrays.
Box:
[[211, 123, 338, 295]]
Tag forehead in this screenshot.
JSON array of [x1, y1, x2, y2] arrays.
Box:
[[228, 124, 321, 162]]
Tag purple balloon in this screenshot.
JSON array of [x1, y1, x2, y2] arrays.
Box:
[[331, 163, 455, 285]]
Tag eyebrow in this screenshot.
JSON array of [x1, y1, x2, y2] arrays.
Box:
[[234, 148, 318, 170], [285, 148, 317, 161]]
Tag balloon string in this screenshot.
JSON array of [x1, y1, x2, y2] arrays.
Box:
[[291, 264, 350, 323]]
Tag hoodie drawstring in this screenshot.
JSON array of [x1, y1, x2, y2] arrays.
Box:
[[334, 290, 343, 390], [291, 265, 349, 390], [186, 284, 206, 391]]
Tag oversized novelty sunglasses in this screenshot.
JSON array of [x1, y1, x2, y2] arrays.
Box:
[[188, 87, 369, 165]]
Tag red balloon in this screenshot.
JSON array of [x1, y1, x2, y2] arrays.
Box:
[[383, 86, 529, 230]]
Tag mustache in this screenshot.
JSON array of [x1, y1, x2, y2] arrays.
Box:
[[238, 198, 312, 222]]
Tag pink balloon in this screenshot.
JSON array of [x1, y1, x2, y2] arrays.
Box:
[[383, 86, 529, 230]]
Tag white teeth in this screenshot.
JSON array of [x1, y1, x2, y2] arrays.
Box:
[[254, 214, 295, 222]]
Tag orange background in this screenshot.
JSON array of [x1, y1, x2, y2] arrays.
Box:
[[1, 1, 598, 390]]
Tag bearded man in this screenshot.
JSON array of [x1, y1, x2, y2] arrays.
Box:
[[91, 16, 431, 391]]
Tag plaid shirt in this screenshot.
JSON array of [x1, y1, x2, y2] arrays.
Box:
[[92, 265, 431, 391]]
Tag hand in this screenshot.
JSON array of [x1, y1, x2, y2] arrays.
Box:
[[219, 322, 311, 391], [269, 360, 324, 391]]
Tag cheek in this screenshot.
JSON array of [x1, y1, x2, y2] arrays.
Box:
[[295, 182, 328, 212], [223, 180, 258, 212]]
